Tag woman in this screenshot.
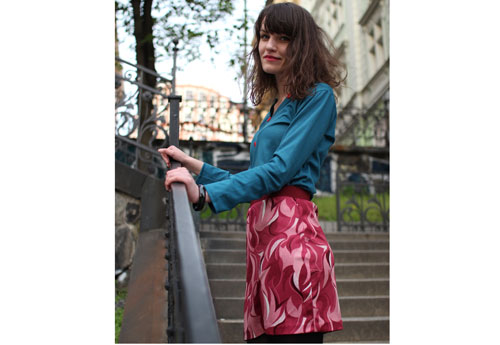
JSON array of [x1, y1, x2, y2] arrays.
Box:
[[160, 2, 345, 343]]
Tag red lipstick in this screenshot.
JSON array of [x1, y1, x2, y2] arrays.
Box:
[[264, 55, 281, 61]]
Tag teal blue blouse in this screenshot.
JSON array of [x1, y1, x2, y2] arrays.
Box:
[[196, 82, 337, 213]]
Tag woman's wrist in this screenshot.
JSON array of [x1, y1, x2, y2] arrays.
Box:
[[186, 157, 203, 175], [192, 184, 206, 211]]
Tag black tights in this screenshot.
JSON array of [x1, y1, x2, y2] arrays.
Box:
[[246, 332, 323, 343]]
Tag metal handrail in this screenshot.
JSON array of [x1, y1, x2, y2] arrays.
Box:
[[167, 94, 221, 343], [170, 182, 221, 342]]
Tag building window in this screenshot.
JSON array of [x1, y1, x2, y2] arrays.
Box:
[[331, 0, 343, 34], [365, 12, 385, 75]]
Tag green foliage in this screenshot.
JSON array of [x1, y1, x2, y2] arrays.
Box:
[[115, 0, 236, 63], [115, 282, 128, 343]]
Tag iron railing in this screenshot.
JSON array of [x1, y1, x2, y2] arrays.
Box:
[[335, 168, 389, 232], [115, 57, 170, 176], [199, 203, 249, 232], [115, 57, 220, 343]]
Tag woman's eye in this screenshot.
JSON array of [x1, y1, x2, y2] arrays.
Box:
[[261, 34, 270, 39], [280, 36, 290, 41]]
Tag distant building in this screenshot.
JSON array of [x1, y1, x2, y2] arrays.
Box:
[[300, 0, 389, 110], [155, 84, 257, 143], [299, 0, 390, 148]]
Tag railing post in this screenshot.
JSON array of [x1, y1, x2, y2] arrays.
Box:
[[168, 95, 181, 149]]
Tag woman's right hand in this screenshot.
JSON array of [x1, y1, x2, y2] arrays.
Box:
[[158, 145, 203, 175], [158, 145, 188, 169]]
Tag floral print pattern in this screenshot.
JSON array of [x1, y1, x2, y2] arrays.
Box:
[[244, 196, 343, 340]]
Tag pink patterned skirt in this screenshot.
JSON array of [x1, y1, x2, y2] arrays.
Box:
[[244, 193, 343, 340]]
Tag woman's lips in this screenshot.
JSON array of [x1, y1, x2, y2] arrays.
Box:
[[264, 56, 281, 61]]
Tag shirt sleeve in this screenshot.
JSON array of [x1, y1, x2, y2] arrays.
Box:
[[204, 88, 336, 213], [196, 163, 231, 185]]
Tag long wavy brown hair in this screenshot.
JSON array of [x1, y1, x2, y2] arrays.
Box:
[[249, 2, 346, 105]]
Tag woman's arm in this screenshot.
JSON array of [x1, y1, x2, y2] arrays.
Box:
[[159, 146, 232, 184]]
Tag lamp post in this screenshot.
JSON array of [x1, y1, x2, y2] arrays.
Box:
[[171, 39, 179, 95], [169, 39, 181, 149]]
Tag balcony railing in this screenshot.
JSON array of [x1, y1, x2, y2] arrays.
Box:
[[335, 101, 389, 149]]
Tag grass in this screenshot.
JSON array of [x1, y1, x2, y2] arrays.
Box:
[[115, 282, 128, 343], [313, 192, 389, 222], [198, 192, 389, 223], [200, 203, 250, 221]]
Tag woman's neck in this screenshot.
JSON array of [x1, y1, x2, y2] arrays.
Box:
[[275, 74, 287, 100], [273, 77, 288, 113]]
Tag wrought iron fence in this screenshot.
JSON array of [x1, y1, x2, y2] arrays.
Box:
[[198, 203, 249, 232], [335, 168, 389, 232], [115, 57, 170, 177]]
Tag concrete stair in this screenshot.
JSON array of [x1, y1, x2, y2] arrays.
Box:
[[200, 230, 389, 343]]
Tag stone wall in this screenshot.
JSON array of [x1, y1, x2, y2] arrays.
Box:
[[115, 191, 141, 287]]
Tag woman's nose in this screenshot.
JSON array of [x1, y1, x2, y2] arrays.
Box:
[[265, 38, 277, 51]]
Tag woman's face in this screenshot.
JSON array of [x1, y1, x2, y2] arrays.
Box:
[[258, 22, 290, 79]]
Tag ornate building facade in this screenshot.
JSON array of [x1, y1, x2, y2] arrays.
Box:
[[154, 84, 257, 143]]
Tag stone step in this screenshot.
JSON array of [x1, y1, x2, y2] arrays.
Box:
[[199, 230, 389, 242], [217, 316, 389, 343], [202, 237, 389, 251], [206, 262, 389, 280], [209, 278, 389, 298], [214, 295, 389, 319], [204, 249, 389, 264]]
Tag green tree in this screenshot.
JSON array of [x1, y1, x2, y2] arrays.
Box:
[[115, 0, 235, 170], [115, 0, 235, 83]]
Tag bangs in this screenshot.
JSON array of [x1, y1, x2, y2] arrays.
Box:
[[257, 4, 297, 38]]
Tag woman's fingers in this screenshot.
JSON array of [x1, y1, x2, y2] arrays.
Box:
[[163, 167, 199, 203], [158, 146, 187, 168], [164, 167, 190, 190], [158, 148, 171, 168]]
